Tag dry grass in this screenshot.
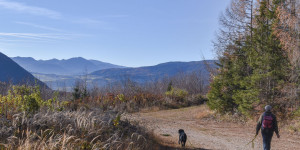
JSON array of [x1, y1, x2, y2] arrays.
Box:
[[0, 108, 157, 150], [194, 106, 214, 120], [0, 75, 208, 150], [287, 118, 300, 134]]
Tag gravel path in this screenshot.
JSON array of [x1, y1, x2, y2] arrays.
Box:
[[123, 106, 300, 150]]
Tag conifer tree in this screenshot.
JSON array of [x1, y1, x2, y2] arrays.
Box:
[[208, 0, 291, 116]]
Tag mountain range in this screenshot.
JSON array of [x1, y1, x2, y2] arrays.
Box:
[[91, 61, 213, 83], [11, 57, 124, 75], [8, 56, 215, 90], [0, 52, 47, 87], [31, 60, 214, 90]]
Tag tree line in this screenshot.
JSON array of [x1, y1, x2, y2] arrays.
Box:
[[207, 0, 299, 118]]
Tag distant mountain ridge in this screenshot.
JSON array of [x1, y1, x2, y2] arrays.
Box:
[[12, 57, 125, 75], [91, 61, 214, 83], [33, 60, 216, 90], [0, 52, 47, 87]]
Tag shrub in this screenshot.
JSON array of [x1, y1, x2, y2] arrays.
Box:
[[117, 94, 126, 102], [187, 94, 207, 105], [0, 85, 65, 118], [165, 87, 188, 102], [0, 85, 41, 116], [22, 95, 40, 113]]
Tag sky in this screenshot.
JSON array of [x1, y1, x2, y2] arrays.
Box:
[[0, 0, 231, 67]]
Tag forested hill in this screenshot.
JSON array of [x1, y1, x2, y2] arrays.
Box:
[[91, 60, 215, 83], [207, 0, 299, 117], [0, 52, 47, 87]]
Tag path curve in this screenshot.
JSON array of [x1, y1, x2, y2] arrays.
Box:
[[123, 106, 300, 150]]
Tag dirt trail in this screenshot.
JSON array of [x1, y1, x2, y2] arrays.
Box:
[[123, 106, 300, 150]]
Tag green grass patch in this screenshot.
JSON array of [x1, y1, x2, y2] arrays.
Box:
[[160, 134, 171, 137]]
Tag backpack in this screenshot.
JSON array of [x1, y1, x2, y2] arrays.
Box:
[[262, 113, 273, 130]]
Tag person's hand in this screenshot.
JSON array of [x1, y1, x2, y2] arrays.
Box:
[[276, 134, 280, 138]]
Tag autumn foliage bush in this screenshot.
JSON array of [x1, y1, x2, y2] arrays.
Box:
[[0, 85, 64, 119]]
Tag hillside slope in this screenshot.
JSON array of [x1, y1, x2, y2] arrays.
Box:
[[0, 52, 47, 87]]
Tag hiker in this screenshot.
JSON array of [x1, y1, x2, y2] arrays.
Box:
[[256, 105, 280, 150]]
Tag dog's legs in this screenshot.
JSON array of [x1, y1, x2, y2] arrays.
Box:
[[181, 142, 185, 147]]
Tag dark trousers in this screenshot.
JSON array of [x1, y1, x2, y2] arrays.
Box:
[[261, 130, 273, 150]]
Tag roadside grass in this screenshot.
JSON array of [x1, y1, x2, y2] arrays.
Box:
[[0, 109, 159, 150], [194, 105, 214, 120], [287, 119, 300, 133]]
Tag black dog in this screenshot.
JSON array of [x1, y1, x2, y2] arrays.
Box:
[[178, 129, 187, 147]]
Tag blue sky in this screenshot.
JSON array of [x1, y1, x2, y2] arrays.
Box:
[[0, 0, 231, 67]]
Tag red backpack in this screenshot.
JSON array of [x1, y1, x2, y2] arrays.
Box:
[[262, 113, 273, 129]]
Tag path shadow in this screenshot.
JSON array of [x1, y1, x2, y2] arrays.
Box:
[[156, 145, 211, 150]]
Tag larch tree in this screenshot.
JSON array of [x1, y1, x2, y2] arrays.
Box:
[[273, 0, 300, 112]]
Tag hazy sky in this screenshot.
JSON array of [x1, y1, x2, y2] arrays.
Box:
[[0, 0, 231, 67]]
